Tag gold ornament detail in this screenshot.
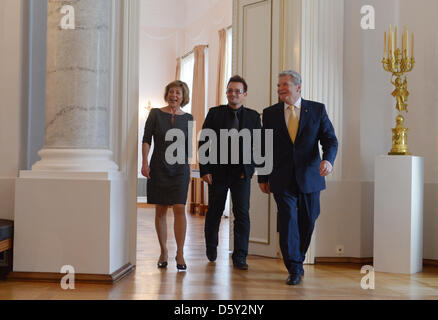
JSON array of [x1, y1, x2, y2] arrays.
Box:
[[382, 25, 415, 155]]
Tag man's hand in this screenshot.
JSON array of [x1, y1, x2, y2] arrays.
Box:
[[141, 163, 151, 179], [258, 182, 271, 194], [202, 174, 213, 185], [319, 160, 333, 177]]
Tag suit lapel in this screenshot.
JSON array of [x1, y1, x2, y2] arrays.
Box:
[[275, 103, 292, 140], [221, 105, 229, 130], [296, 99, 311, 140], [240, 107, 248, 130]]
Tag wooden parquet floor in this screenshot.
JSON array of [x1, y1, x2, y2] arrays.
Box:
[[0, 207, 437, 300]]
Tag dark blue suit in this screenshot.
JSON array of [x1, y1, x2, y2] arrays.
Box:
[[258, 99, 338, 274]]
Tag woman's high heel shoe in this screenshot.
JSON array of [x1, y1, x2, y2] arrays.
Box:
[[175, 258, 187, 271], [157, 261, 168, 269]]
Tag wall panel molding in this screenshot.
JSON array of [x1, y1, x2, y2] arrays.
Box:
[[301, 0, 344, 180]]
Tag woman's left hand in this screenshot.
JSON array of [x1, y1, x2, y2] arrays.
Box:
[[141, 163, 151, 179]]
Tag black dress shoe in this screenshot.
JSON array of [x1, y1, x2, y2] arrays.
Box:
[[206, 246, 217, 262], [175, 258, 187, 271], [233, 261, 249, 270], [286, 273, 302, 285], [157, 261, 168, 269]]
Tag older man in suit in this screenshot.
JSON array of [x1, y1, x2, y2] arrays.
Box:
[[258, 70, 338, 285]]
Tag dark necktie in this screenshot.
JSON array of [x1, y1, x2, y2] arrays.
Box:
[[231, 111, 239, 130]]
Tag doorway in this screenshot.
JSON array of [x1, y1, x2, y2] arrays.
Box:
[[135, 0, 234, 265]]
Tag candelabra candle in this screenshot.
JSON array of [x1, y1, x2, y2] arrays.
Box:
[[402, 26, 405, 56], [411, 33, 414, 58], [403, 26, 408, 58], [389, 25, 392, 59]]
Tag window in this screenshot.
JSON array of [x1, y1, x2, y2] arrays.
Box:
[[180, 52, 194, 114], [222, 27, 233, 103], [226, 27, 232, 78]]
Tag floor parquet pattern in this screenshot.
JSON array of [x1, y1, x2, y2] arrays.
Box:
[[0, 208, 437, 300]]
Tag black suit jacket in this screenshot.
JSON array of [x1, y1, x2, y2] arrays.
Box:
[[258, 99, 338, 194], [199, 105, 262, 180]]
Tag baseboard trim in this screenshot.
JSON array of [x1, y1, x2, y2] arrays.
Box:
[[315, 257, 373, 264], [315, 257, 438, 267], [137, 203, 180, 209], [137, 203, 155, 209], [423, 259, 438, 267], [7, 263, 135, 284]]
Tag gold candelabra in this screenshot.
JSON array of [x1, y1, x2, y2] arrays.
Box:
[[382, 25, 415, 155]]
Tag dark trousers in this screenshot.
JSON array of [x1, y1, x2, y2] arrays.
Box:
[[273, 188, 320, 274], [205, 176, 251, 261]]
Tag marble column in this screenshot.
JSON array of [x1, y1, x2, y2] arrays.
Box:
[[33, 0, 118, 171], [12, 0, 136, 279]]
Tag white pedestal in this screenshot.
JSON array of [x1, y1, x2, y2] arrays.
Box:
[[374, 156, 424, 274], [13, 171, 129, 275]]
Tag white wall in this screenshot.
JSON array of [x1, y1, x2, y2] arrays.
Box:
[[138, 26, 182, 113], [184, 0, 226, 25], [0, 0, 25, 220], [140, 0, 186, 29], [181, 0, 233, 110], [315, 0, 438, 260]]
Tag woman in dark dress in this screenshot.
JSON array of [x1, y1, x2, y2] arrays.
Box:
[[141, 80, 193, 271]]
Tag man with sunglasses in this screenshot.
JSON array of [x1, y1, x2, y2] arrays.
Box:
[[199, 75, 261, 270]]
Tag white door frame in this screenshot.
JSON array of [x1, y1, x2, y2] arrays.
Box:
[[120, 0, 140, 266]]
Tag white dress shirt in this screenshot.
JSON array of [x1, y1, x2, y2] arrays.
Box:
[[284, 97, 302, 128]]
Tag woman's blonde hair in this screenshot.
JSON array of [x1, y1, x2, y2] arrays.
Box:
[[164, 80, 190, 107]]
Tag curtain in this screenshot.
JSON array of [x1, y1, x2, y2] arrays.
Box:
[[216, 29, 227, 106], [175, 57, 181, 80], [191, 44, 208, 156], [190, 45, 207, 211]]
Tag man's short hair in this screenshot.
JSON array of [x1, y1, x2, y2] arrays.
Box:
[[279, 70, 302, 86], [227, 75, 248, 93]]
